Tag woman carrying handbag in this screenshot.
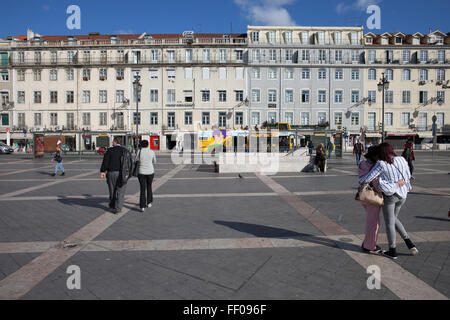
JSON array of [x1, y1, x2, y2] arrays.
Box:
[[358, 146, 383, 254], [359, 143, 419, 260], [136, 140, 156, 212]]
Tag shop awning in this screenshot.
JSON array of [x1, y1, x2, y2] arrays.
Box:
[[418, 132, 433, 138], [364, 133, 381, 137], [387, 133, 418, 137]]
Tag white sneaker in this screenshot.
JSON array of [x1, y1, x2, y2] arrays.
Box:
[[147, 203, 152, 208], [410, 247, 419, 256], [140, 208, 145, 212]]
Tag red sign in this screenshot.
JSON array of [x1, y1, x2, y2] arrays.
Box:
[[6, 128, 10, 133]]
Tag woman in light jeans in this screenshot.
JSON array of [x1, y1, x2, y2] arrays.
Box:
[[359, 143, 419, 260], [136, 140, 156, 212], [358, 146, 382, 254]]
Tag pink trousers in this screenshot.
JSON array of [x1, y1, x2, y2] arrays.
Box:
[[362, 203, 381, 250]]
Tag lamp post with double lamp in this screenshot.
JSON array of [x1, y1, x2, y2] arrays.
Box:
[[133, 73, 142, 152], [377, 72, 389, 143]]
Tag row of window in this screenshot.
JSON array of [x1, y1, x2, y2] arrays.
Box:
[[250, 30, 361, 45], [251, 67, 361, 80], [15, 89, 246, 104], [17, 49, 245, 64], [367, 49, 446, 64], [15, 67, 246, 81], [367, 68, 446, 81], [8, 110, 446, 130]]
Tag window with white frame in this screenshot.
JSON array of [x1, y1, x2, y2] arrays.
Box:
[[285, 31, 292, 44], [82, 68, 90, 80], [49, 69, 57, 81], [235, 90, 243, 102], [334, 112, 342, 125], [368, 69, 376, 80], [201, 90, 210, 102], [335, 50, 342, 62], [219, 112, 227, 127], [33, 69, 41, 81], [34, 91, 41, 104], [418, 112, 427, 131], [351, 50, 359, 62], [335, 69, 343, 80], [334, 32, 342, 45], [437, 50, 445, 63], [301, 112, 310, 125], [420, 50, 428, 63], [82, 112, 91, 126], [202, 112, 210, 125], [99, 68, 107, 80], [285, 112, 293, 124], [285, 89, 293, 103], [235, 50, 243, 61], [301, 68, 310, 79], [34, 113, 42, 126], [17, 69, 25, 81], [402, 69, 411, 81], [318, 90, 326, 103], [235, 67, 244, 80], [285, 68, 294, 79], [351, 90, 359, 103], [251, 112, 260, 125], [185, 49, 192, 63], [17, 91, 25, 104], [167, 112, 175, 129], [285, 49, 293, 62], [419, 69, 428, 81], [150, 112, 158, 125], [167, 69, 175, 80], [167, 50, 175, 63], [368, 112, 376, 130], [202, 67, 210, 80], [252, 31, 259, 43], [351, 112, 360, 125], [351, 69, 359, 80], [235, 112, 244, 126], [385, 90, 393, 104], [385, 112, 393, 126], [437, 69, 445, 81], [268, 68, 277, 79], [150, 89, 158, 102], [301, 50, 310, 62], [184, 67, 193, 80], [386, 69, 393, 81], [351, 31, 359, 45], [368, 90, 376, 103], [50, 113, 57, 126], [335, 90, 343, 103], [184, 112, 192, 125], [419, 90, 428, 104], [301, 90, 310, 103], [99, 90, 107, 103], [252, 89, 260, 102], [318, 68, 326, 80], [401, 112, 410, 127], [219, 49, 227, 63], [66, 68, 74, 80], [82, 90, 90, 103], [318, 112, 327, 124], [66, 91, 74, 103], [252, 68, 260, 79], [218, 90, 227, 102], [218, 67, 227, 80], [50, 91, 57, 103], [269, 49, 277, 61], [402, 90, 411, 104], [301, 31, 309, 44], [269, 31, 276, 44], [167, 89, 176, 102], [151, 49, 159, 62], [437, 90, 445, 103], [318, 31, 325, 45], [368, 50, 376, 63], [268, 112, 277, 124], [436, 112, 444, 128], [203, 49, 210, 62], [318, 49, 326, 62], [252, 49, 261, 62], [402, 50, 410, 63], [268, 90, 277, 103]]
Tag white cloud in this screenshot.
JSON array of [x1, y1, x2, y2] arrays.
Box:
[[336, 0, 381, 14], [234, 0, 297, 26], [117, 29, 134, 35]]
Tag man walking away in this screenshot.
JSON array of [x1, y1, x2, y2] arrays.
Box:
[[51, 144, 65, 176], [353, 139, 364, 165], [308, 140, 314, 156], [100, 137, 132, 214]]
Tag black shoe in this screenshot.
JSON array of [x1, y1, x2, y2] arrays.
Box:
[[51, 173, 56, 176], [61, 172, 65, 176], [404, 238, 419, 256], [382, 248, 398, 260], [361, 244, 382, 254]]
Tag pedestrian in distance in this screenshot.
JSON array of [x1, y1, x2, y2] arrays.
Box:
[[359, 142, 419, 260], [136, 140, 156, 212], [51, 143, 65, 176], [358, 145, 382, 254], [308, 140, 314, 156], [353, 139, 365, 165], [315, 143, 326, 172], [100, 137, 133, 214], [402, 137, 415, 180]]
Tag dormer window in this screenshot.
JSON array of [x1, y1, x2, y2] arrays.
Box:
[[395, 37, 402, 44], [381, 36, 389, 45], [436, 36, 443, 45], [318, 31, 325, 45], [413, 36, 420, 45], [365, 37, 373, 45], [268, 31, 276, 44]]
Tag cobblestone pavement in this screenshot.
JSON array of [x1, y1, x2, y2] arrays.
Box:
[[0, 151, 448, 300]]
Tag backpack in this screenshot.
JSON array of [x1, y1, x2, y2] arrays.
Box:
[[119, 147, 133, 184], [54, 151, 62, 163]]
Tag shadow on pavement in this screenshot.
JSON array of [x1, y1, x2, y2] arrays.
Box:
[[57, 195, 109, 211], [415, 216, 450, 222], [214, 220, 362, 253]]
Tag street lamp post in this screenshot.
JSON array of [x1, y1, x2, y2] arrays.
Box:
[[133, 74, 142, 152], [377, 72, 389, 143]]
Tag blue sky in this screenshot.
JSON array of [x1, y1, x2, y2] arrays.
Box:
[[1, 0, 449, 38]]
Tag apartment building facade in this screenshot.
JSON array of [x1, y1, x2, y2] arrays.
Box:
[[247, 26, 365, 139], [1, 27, 449, 151], [363, 30, 450, 145], [5, 29, 247, 150]]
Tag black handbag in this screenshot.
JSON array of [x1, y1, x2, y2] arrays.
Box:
[[132, 150, 140, 177]]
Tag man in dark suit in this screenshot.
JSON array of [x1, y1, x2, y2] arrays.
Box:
[[100, 137, 131, 214]]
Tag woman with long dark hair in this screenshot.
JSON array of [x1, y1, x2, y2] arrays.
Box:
[[136, 140, 156, 212], [359, 143, 419, 259]]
